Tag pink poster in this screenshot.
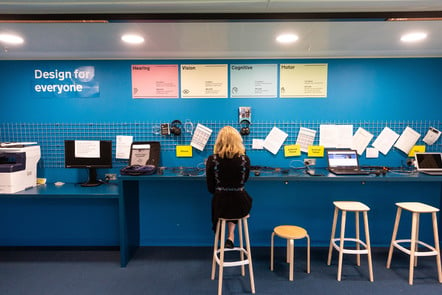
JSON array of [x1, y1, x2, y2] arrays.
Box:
[[131, 64, 179, 98]]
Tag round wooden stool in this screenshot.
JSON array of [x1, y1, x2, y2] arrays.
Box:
[[327, 201, 374, 282], [386, 202, 442, 285], [211, 216, 255, 295], [270, 225, 310, 281]]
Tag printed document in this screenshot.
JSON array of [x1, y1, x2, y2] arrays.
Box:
[[372, 127, 399, 155], [296, 127, 316, 153], [394, 126, 420, 154], [352, 127, 373, 155], [263, 127, 288, 155]]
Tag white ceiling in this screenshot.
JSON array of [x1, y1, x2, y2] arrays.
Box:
[[0, 0, 442, 60]]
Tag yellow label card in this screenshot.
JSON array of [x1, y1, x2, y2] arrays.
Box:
[[408, 145, 425, 157], [284, 144, 301, 157], [308, 145, 324, 157], [176, 145, 193, 157]]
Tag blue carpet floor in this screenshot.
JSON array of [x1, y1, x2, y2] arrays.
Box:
[[0, 247, 440, 295]]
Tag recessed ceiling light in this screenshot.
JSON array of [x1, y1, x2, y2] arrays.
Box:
[[0, 33, 24, 45], [400, 32, 427, 43], [121, 34, 144, 44], [276, 33, 299, 44]]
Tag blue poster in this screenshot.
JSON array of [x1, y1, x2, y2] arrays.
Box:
[[230, 64, 277, 98], [32, 66, 99, 98]]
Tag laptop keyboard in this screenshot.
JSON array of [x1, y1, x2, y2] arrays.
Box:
[[422, 171, 442, 176]]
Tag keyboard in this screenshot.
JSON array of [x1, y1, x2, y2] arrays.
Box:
[[328, 168, 371, 175], [421, 171, 442, 176]]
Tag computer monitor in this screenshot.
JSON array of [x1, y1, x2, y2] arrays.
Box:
[[64, 140, 113, 187]]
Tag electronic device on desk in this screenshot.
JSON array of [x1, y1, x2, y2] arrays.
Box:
[[0, 144, 41, 193], [414, 152, 442, 175], [64, 140, 112, 187], [326, 149, 371, 175], [120, 141, 161, 176]]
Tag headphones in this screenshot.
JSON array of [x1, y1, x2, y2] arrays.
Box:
[[170, 120, 182, 136], [240, 121, 250, 136], [120, 164, 157, 176]]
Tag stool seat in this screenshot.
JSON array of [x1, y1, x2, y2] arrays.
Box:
[[396, 202, 439, 213], [274, 225, 308, 240], [271, 225, 310, 281], [386, 202, 442, 285], [333, 201, 370, 212], [327, 201, 374, 282]]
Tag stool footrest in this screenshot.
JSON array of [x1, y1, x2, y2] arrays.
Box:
[[332, 238, 369, 255], [215, 248, 250, 268], [393, 239, 439, 257]]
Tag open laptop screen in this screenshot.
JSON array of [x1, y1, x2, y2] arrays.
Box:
[[415, 153, 442, 171], [327, 150, 359, 168]]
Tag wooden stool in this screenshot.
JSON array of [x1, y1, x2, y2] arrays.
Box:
[[386, 202, 442, 285], [327, 201, 374, 282], [211, 216, 255, 295], [270, 225, 310, 281]]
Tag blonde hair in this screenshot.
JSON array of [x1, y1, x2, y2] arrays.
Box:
[[213, 126, 245, 159]]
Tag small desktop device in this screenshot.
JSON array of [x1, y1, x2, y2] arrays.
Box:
[[64, 140, 112, 187]]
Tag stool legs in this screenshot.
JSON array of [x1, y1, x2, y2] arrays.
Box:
[[211, 217, 255, 295], [337, 210, 347, 281], [386, 204, 442, 285], [327, 207, 339, 266], [243, 218, 255, 293], [386, 207, 402, 269], [328, 204, 373, 282], [270, 227, 310, 281], [409, 212, 418, 285], [363, 211, 374, 282], [431, 212, 442, 283]]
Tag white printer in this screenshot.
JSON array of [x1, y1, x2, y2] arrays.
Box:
[[0, 144, 41, 193]]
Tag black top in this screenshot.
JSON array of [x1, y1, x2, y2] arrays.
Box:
[[206, 154, 252, 231]]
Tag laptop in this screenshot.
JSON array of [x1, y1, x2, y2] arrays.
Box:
[[327, 149, 371, 175], [414, 152, 442, 175]]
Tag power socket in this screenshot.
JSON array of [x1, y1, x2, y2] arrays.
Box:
[[304, 158, 316, 166], [105, 173, 117, 181]]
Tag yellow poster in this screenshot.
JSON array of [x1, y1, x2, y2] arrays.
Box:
[[180, 64, 228, 98], [280, 64, 328, 98]]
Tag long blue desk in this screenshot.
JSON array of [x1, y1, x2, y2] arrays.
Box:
[[119, 169, 442, 266], [0, 183, 124, 265]]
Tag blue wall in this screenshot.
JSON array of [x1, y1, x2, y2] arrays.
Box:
[[0, 58, 441, 247], [1, 58, 442, 123]]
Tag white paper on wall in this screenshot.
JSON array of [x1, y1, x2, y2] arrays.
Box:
[[394, 126, 421, 154], [263, 127, 288, 155], [319, 124, 353, 148], [352, 127, 373, 155], [372, 127, 399, 155], [116, 135, 133, 159], [423, 127, 441, 145], [296, 127, 316, 153]]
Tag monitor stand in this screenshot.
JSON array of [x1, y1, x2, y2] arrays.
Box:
[[81, 167, 101, 187]]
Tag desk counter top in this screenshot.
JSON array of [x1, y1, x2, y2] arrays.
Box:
[[0, 183, 120, 198], [118, 169, 442, 183]]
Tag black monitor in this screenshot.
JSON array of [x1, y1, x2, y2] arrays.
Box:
[[64, 140, 113, 187]]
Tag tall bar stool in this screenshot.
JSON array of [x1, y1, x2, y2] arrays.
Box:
[[327, 201, 374, 282], [211, 216, 255, 295], [270, 225, 310, 281], [386, 202, 442, 285]]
